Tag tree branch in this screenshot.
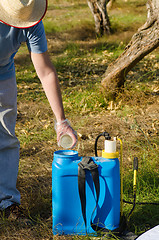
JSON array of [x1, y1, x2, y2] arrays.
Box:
[[101, 0, 159, 98]]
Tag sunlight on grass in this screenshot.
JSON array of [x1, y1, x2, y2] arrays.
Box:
[[62, 86, 108, 114], [44, 0, 91, 34], [111, 13, 147, 32]]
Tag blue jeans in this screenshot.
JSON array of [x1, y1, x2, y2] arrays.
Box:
[[0, 77, 20, 209]]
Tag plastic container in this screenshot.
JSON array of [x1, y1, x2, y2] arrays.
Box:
[[52, 150, 120, 235], [59, 134, 73, 149]]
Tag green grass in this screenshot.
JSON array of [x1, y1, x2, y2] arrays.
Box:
[[123, 149, 159, 235], [1, 0, 159, 239]]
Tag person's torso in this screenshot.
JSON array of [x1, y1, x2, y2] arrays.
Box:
[[0, 21, 47, 80], [0, 22, 27, 79]]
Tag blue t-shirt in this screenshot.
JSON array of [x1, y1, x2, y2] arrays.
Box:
[[0, 21, 48, 80]]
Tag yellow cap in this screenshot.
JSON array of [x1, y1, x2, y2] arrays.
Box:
[[102, 150, 119, 159]]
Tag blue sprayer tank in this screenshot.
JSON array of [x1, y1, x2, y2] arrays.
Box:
[[52, 146, 120, 235]]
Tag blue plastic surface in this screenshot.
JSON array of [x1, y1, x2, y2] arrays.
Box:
[[52, 150, 120, 235]]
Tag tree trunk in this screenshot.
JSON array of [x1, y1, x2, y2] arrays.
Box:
[[101, 0, 159, 98], [87, 0, 111, 36]]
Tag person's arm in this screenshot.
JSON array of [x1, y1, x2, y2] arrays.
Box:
[[31, 51, 65, 122], [30, 51, 77, 147]]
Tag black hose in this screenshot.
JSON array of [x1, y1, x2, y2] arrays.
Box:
[[95, 133, 104, 157], [95, 132, 111, 157], [123, 199, 159, 206]]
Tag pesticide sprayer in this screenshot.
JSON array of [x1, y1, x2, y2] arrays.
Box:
[[52, 131, 138, 236]]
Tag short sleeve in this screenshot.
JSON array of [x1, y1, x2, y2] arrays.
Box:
[[26, 21, 48, 53]]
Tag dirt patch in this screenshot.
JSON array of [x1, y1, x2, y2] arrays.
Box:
[[75, 102, 159, 164], [16, 96, 159, 171]]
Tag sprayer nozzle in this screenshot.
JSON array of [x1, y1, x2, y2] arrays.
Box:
[[103, 132, 111, 140]]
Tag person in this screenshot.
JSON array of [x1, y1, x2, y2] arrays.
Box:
[[0, 0, 77, 218]]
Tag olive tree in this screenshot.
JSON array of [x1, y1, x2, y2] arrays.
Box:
[[87, 0, 111, 36], [101, 0, 159, 98]]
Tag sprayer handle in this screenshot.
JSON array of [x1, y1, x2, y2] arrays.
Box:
[[133, 157, 138, 171]]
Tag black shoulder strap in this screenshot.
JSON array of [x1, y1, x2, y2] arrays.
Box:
[[78, 156, 127, 236], [78, 157, 99, 232]]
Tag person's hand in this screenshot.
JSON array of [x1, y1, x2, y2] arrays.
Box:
[[55, 119, 77, 149]]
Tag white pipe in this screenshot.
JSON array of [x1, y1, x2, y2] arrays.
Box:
[[104, 138, 116, 153]]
